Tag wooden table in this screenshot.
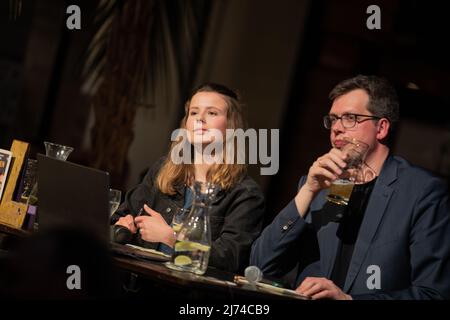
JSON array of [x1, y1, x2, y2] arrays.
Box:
[[113, 254, 307, 301], [0, 223, 307, 302]]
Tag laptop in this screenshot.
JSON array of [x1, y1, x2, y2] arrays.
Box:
[[37, 154, 169, 262], [37, 154, 110, 244]]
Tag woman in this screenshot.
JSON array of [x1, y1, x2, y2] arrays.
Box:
[[111, 83, 265, 273]]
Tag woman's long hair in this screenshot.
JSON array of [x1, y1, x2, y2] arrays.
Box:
[[156, 83, 247, 195]]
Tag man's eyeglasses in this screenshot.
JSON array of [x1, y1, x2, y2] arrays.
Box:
[[323, 113, 381, 129]]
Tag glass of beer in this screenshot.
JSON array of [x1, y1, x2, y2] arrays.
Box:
[[326, 138, 369, 205]]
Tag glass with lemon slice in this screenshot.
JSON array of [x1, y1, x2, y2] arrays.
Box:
[[171, 207, 191, 234], [170, 241, 211, 274]]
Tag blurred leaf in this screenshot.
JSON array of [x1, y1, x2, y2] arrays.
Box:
[[82, 0, 212, 187]]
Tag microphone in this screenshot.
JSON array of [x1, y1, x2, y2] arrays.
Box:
[[244, 266, 284, 287], [244, 266, 263, 283], [242, 266, 309, 299]]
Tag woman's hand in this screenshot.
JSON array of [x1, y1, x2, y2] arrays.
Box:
[[115, 214, 137, 234], [134, 204, 176, 247]]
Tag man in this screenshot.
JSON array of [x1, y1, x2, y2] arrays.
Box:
[[251, 75, 450, 300]]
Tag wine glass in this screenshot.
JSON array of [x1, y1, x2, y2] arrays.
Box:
[[44, 141, 74, 161], [109, 188, 122, 215]]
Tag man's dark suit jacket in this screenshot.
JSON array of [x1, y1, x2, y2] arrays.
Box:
[[251, 155, 450, 299]]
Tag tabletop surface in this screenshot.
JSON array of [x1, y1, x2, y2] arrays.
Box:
[[113, 254, 309, 301]]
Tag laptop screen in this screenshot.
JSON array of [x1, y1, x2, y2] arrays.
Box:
[[37, 154, 110, 244]]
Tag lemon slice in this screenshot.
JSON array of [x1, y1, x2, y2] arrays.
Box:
[[175, 241, 211, 252], [190, 243, 211, 252], [172, 224, 182, 233], [174, 255, 192, 266]]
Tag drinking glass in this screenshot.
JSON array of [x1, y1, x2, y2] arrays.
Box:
[[171, 207, 191, 235], [44, 141, 74, 161], [326, 138, 369, 206], [109, 188, 121, 215]]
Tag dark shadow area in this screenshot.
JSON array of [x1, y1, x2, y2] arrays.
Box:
[[0, 227, 121, 299]]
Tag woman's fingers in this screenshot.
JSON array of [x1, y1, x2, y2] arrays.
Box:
[[143, 204, 163, 219], [134, 215, 148, 229], [116, 215, 136, 232]]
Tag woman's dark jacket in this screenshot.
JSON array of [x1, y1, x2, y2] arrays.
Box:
[[111, 158, 265, 274]]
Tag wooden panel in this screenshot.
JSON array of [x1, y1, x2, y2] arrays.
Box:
[[0, 140, 29, 228]]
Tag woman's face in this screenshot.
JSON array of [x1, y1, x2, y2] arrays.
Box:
[[185, 91, 228, 145]]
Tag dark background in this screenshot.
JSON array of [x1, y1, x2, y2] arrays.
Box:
[[1, 0, 449, 224]]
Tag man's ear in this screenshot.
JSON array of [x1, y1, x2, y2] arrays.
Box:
[[376, 118, 390, 141]]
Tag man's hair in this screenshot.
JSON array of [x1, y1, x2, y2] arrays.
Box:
[[329, 75, 400, 127]]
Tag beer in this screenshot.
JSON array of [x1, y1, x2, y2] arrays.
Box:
[[325, 138, 368, 206], [326, 179, 355, 205]]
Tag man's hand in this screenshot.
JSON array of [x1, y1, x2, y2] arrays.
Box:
[[294, 148, 348, 218], [304, 148, 348, 194], [134, 204, 175, 247], [296, 277, 352, 300], [115, 214, 137, 234]]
